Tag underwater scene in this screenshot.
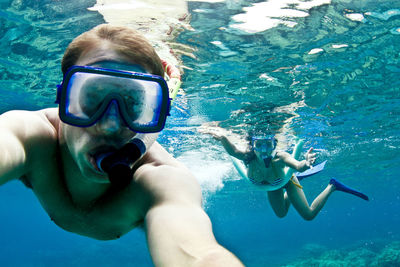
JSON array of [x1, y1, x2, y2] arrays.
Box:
[[1, 0, 400, 266]]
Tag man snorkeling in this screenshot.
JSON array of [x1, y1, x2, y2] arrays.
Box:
[[201, 127, 368, 221], [0, 24, 243, 266]]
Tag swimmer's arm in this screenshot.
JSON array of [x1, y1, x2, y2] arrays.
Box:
[[142, 166, 244, 267], [0, 111, 28, 185], [217, 136, 249, 161], [0, 110, 56, 185], [277, 148, 315, 172]]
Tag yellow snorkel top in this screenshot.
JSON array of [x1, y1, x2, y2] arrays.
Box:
[[168, 77, 181, 104], [161, 59, 182, 104]]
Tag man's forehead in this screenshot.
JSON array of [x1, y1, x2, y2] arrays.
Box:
[[89, 61, 147, 73], [75, 46, 146, 73], [76, 45, 120, 65]]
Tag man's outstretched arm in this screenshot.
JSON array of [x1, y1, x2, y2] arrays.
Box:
[[0, 110, 56, 185], [0, 111, 30, 185], [141, 165, 244, 267]]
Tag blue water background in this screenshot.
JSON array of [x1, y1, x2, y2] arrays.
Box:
[[1, 0, 399, 266]]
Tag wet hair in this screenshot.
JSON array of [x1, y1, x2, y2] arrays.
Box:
[[61, 24, 164, 77]]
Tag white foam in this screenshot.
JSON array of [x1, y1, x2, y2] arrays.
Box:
[[210, 40, 238, 57], [308, 48, 324, 55], [89, 0, 190, 67], [187, 0, 225, 2], [332, 44, 349, 49], [390, 27, 400, 35], [88, 1, 149, 11], [345, 13, 365, 22], [177, 149, 234, 194], [230, 0, 331, 33], [259, 73, 284, 87]]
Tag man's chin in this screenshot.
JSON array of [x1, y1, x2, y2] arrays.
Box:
[[82, 169, 110, 184]]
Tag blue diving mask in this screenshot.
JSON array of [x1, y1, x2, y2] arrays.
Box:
[[252, 136, 277, 168], [56, 64, 171, 133]]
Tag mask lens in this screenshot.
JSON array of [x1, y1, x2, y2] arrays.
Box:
[[253, 139, 274, 154], [125, 79, 163, 127], [61, 67, 168, 132]]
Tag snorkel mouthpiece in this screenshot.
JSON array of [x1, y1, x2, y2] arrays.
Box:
[[96, 139, 146, 188]]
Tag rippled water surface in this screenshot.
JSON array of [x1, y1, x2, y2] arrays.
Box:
[[1, 0, 399, 266]]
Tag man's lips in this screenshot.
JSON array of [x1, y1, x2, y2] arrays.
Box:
[[88, 155, 102, 173], [87, 145, 119, 173]]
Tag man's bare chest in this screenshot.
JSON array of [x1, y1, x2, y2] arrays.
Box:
[[28, 164, 144, 240]]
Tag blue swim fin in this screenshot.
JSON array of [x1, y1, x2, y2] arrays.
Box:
[[330, 178, 369, 201], [296, 160, 327, 181]]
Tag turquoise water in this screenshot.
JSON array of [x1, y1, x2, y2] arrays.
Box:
[[1, 0, 400, 266]]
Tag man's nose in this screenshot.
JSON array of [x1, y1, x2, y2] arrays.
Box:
[[97, 100, 124, 134]]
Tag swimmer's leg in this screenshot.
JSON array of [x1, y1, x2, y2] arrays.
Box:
[[267, 188, 291, 218], [285, 175, 335, 221], [329, 178, 369, 201]]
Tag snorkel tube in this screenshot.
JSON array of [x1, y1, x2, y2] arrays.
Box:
[[96, 60, 181, 188]]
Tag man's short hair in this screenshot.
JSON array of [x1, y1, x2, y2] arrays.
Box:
[[62, 24, 164, 77]]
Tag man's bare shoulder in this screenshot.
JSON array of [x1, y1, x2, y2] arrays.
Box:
[[0, 108, 59, 142], [134, 143, 202, 205], [41, 108, 60, 130], [141, 142, 186, 167]]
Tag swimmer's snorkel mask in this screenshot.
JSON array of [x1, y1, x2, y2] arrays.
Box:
[[252, 136, 277, 168], [56, 61, 181, 188]]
